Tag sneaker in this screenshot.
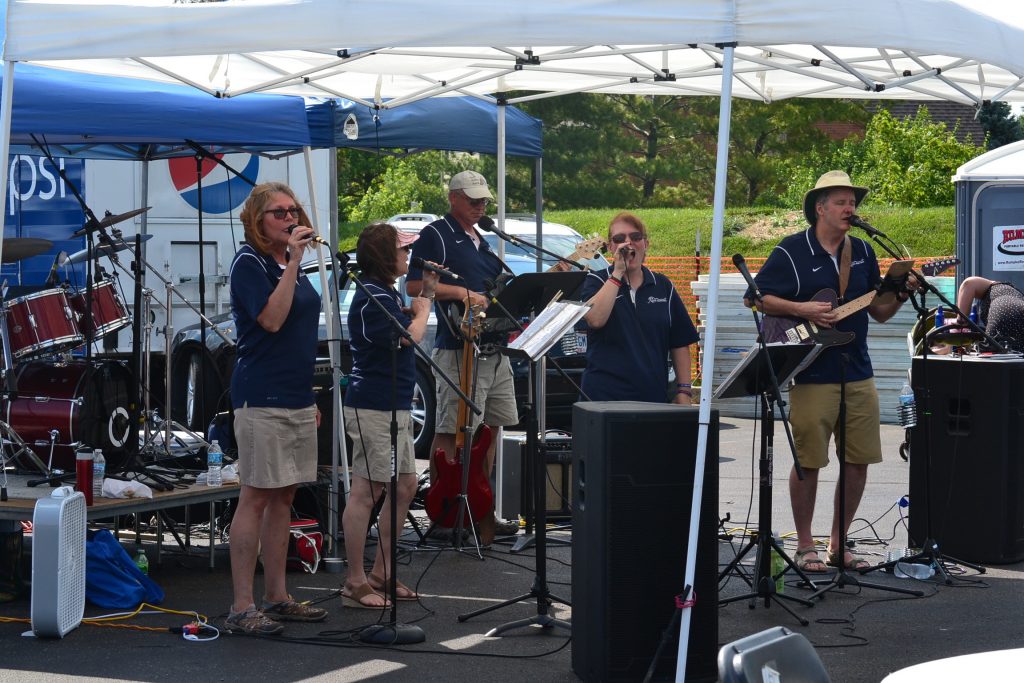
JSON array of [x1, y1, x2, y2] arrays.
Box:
[[261, 598, 328, 623], [225, 606, 284, 635]]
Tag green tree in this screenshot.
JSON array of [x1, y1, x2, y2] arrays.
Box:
[[978, 101, 1023, 150], [784, 107, 984, 208]]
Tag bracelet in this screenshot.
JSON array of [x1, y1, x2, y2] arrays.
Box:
[[677, 388, 693, 397], [676, 382, 692, 388], [608, 275, 624, 288]]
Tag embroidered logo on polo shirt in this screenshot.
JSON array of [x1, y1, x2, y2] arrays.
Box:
[[647, 296, 668, 304], [852, 259, 865, 266]]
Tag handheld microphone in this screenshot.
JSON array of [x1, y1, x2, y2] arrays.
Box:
[[848, 215, 885, 238], [732, 253, 764, 302], [410, 256, 462, 280], [286, 224, 331, 247]]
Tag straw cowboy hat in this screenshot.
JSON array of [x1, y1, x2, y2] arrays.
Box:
[[802, 170, 869, 225]]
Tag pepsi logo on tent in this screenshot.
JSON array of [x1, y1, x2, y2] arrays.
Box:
[[168, 153, 259, 214]]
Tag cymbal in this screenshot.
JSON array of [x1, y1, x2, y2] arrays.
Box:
[[2, 237, 53, 263], [99, 207, 150, 229], [67, 233, 154, 265]]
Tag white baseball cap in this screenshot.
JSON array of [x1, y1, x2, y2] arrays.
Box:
[[448, 170, 494, 200]]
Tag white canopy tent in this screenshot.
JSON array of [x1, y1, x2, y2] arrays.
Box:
[[7, 0, 1024, 676]]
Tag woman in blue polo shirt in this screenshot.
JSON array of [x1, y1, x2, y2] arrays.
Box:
[[580, 211, 699, 403], [227, 182, 327, 635], [341, 223, 438, 609]]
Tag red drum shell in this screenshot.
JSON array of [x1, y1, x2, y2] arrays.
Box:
[[4, 289, 83, 359], [5, 361, 132, 472], [69, 278, 131, 339]]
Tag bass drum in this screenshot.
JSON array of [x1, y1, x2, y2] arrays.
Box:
[[5, 361, 132, 472]]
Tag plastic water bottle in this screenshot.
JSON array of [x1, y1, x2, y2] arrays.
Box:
[[970, 301, 979, 325], [135, 547, 149, 575], [92, 449, 105, 500], [898, 381, 917, 429], [934, 306, 944, 327], [206, 440, 223, 487], [770, 534, 786, 594]]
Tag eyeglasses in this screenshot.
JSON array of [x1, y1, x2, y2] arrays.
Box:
[[610, 231, 646, 244], [263, 207, 301, 220], [460, 193, 489, 208]]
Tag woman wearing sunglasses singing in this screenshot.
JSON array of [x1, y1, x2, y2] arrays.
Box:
[[225, 182, 327, 635], [579, 211, 699, 404]]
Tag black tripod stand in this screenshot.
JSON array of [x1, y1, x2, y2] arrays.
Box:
[[861, 288, 988, 583], [715, 339, 823, 625], [457, 279, 587, 635], [810, 353, 923, 600]]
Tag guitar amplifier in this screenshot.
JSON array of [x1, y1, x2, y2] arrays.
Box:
[[495, 431, 573, 521]]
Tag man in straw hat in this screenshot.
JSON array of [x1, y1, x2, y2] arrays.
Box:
[[743, 170, 917, 573]]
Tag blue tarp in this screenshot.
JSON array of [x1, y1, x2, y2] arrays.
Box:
[[320, 97, 543, 158], [7, 64, 315, 159]]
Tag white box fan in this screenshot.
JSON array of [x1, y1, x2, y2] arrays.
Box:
[[31, 487, 87, 638]]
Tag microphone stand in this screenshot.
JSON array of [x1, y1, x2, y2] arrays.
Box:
[[852, 222, 991, 582], [478, 218, 586, 271], [341, 261, 478, 645]]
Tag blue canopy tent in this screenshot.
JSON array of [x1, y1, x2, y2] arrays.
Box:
[[314, 96, 543, 157]]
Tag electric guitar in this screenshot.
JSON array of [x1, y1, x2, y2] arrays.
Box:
[[547, 234, 606, 271], [424, 299, 494, 529], [760, 257, 958, 347]]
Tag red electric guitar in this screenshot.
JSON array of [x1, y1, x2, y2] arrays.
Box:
[[424, 299, 494, 529]]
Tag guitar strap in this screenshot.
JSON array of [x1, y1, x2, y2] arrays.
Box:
[[838, 235, 852, 302]]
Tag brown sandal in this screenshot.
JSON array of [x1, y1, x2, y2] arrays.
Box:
[[794, 548, 829, 573], [367, 574, 418, 601], [342, 582, 390, 609]]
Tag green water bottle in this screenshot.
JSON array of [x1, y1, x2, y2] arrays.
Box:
[[135, 547, 149, 576], [770, 535, 785, 594]]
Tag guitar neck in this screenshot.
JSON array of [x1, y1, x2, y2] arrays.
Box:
[[831, 290, 877, 321]]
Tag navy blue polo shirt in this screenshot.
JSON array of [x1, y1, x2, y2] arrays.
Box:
[[580, 266, 699, 402], [229, 244, 320, 410], [344, 279, 416, 410], [751, 228, 881, 384], [407, 214, 506, 349]]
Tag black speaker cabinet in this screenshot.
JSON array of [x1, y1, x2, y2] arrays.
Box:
[[909, 356, 1024, 564], [571, 402, 718, 683]]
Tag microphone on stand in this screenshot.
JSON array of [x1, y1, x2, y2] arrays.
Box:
[[44, 251, 68, 287], [732, 253, 764, 303], [286, 224, 331, 247], [848, 215, 887, 238], [410, 257, 462, 280]]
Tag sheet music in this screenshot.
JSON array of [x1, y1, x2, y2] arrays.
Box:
[[508, 300, 590, 360]]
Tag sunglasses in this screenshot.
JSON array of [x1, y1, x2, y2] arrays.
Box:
[[460, 194, 489, 208], [264, 207, 301, 220], [610, 231, 646, 244]]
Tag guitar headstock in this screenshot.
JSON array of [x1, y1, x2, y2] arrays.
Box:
[[919, 257, 959, 277], [566, 234, 607, 262]]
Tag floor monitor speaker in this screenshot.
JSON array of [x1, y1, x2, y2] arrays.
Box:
[[571, 402, 718, 682]]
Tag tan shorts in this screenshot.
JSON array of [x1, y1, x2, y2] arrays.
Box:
[[233, 404, 318, 488], [433, 348, 519, 434], [789, 379, 883, 468], [344, 406, 416, 482]]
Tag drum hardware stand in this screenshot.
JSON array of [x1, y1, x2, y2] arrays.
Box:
[[5, 422, 60, 486]]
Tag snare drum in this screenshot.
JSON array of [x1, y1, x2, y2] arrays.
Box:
[[4, 360, 132, 471], [69, 278, 131, 338], [4, 288, 83, 359]]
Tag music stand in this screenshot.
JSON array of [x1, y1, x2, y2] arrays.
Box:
[[715, 342, 823, 624], [459, 274, 588, 636]]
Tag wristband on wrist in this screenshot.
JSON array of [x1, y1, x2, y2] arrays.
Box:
[[608, 275, 623, 287], [676, 382, 692, 388], [677, 388, 693, 397]]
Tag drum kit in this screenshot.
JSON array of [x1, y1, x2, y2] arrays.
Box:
[[0, 212, 152, 484]]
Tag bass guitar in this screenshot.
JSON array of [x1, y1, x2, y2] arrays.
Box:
[[760, 257, 958, 348], [547, 234, 606, 271], [424, 298, 494, 529]]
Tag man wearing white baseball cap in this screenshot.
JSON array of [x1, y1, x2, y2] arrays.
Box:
[[406, 170, 519, 547]]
